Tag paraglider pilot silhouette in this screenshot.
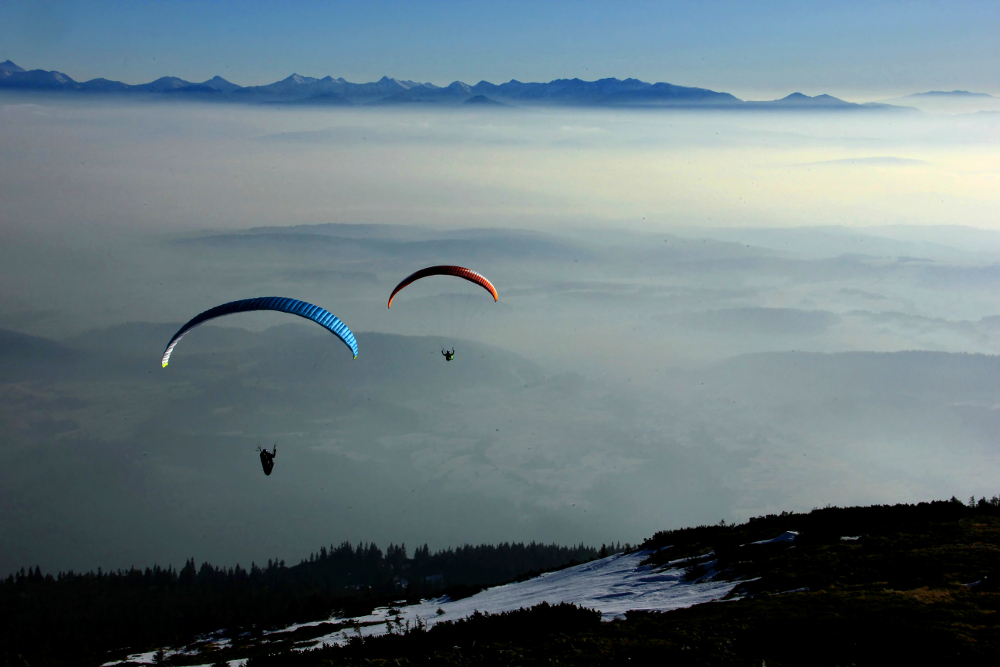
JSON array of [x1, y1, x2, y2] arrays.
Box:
[[442, 348, 455, 361], [258, 445, 276, 476]]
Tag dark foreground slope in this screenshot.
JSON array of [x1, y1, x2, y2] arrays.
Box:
[[4, 498, 999, 665], [0, 541, 598, 667], [245, 498, 1000, 667]]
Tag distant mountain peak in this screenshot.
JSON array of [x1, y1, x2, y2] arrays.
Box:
[[133, 76, 192, 92], [909, 90, 994, 98], [199, 76, 241, 92], [0, 67, 76, 89], [768, 92, 850, 106], [0, 60, 25, 73], [270, 74, 320, 86], [780, 92, 842, 101]]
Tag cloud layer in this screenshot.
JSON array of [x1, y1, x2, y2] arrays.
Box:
[[2, 95, 1000, 575]]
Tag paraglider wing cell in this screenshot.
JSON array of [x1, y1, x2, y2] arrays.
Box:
[[387, 266, 498, 308], [161, 297, 358, 367]]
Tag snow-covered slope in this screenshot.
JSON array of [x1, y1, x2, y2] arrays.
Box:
[[285, 548, 737, 648], [104, 549, 738, 664]]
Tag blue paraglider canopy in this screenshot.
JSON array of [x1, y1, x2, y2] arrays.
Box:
[[161, 296, 358, 367]]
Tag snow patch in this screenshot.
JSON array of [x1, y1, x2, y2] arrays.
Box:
[[745, 531, 799, 546], [311, 549, 737, 647]]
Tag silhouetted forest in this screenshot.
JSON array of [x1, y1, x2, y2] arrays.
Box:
[[241, 497, 1000, 667], [7, 497, 1000, 666], [0, 540, 599, 666]]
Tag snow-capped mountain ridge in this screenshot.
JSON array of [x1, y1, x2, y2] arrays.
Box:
[[0, 58, 909, 110]]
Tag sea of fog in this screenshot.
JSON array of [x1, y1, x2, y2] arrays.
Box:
[[2, 93, 1000, 575]]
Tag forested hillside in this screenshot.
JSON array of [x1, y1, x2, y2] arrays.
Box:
[[6, 497, 1000, 665], [0, 540, 599, 666]]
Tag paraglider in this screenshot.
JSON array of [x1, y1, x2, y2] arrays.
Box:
[[160, 296, 358, 367], [387, 266, 498, 309], [388, 266, 498, 359], [258, 445, 276, 476]]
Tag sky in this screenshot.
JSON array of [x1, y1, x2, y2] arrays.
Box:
[[3, 0, 1000, 100], [2, 2, 1000, 577]]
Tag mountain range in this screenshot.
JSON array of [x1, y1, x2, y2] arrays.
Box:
[[0, 59, 903, 110]]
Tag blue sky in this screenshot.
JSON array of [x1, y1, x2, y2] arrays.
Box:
[[3, 0, 999, 100]]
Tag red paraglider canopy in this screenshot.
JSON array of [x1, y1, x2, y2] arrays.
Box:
[[387, 266, 498, 308]]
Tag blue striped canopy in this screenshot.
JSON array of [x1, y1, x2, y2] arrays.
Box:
[[161, 297, 358, 367]]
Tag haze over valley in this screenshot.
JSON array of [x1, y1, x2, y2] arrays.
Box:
[[2, 92, 1000, 577]]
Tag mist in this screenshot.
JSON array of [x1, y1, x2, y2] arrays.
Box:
[[3, 92, 1000, 576]]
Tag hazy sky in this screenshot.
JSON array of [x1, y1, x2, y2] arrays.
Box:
[[2, 97, 1000, 575], [3, 0, 999, 99]]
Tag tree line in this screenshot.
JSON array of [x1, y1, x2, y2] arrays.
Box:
[[0, 539, 600, 666]]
